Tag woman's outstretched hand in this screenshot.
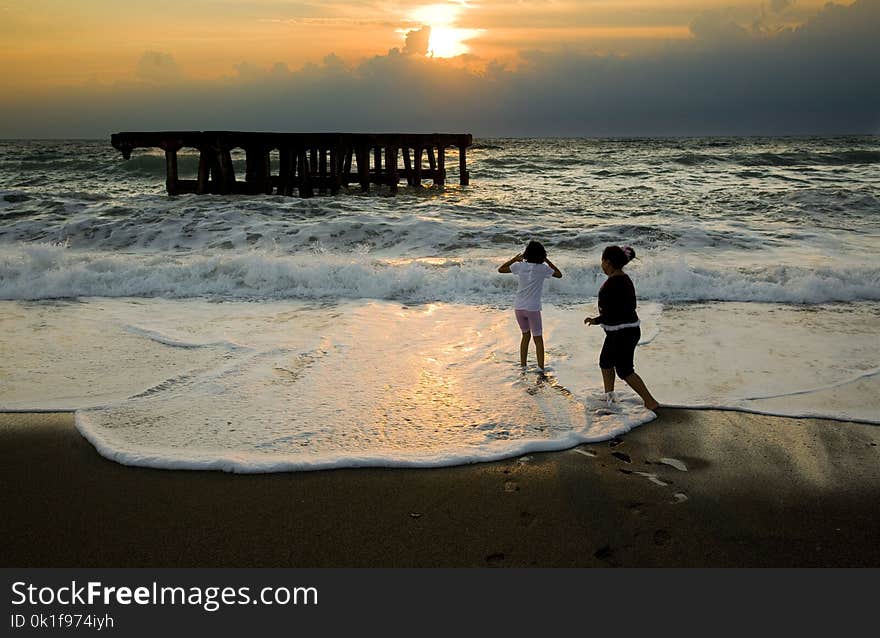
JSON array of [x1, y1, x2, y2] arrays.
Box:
[[584, 316, 598, 325]]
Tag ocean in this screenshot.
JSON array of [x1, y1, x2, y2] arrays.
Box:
[[1, 136, 878, 472]]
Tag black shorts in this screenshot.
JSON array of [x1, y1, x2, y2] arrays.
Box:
[[599, 327, 640, 379]]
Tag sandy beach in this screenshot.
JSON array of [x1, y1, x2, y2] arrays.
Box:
[[2, 409, 878, 567]]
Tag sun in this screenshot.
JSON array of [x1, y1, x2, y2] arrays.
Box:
[[410, 3, 484, 58], [428, 25, 471, 58]]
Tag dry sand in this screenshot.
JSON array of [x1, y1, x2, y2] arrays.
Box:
[[1, 409, 878, 567]]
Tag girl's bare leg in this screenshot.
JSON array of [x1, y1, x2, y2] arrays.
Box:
[[520, 332, 531, 367], [623, 372, 659, 411], [601, 368, 616, 393], [534, 336, 545, 370]]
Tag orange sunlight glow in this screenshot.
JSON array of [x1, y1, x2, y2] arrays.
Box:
[[410, 3, 484, 58]]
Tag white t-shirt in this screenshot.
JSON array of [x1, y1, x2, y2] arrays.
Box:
[[509, 261, 554, 311]]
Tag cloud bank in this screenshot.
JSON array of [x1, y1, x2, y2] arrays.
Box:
[[2, 0, 878, 137]]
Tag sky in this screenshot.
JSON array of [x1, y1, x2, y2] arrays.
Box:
[[1, 0, 878, 137]]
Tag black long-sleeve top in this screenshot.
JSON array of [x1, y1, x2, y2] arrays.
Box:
[[597, 274, 639, 328]]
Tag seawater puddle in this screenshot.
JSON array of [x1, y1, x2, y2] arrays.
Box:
[[1, 298, 878, 471]]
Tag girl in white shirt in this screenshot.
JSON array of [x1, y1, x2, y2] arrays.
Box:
[[498, 241, 563, 371]]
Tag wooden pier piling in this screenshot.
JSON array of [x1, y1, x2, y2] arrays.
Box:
[[437, 146, 446, 187], [164, 149, 178, 196], [110, 132, 473, 198]]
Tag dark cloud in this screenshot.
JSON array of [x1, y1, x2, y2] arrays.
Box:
[[231, 60, 293, 82], [2, 0, 878, 137]]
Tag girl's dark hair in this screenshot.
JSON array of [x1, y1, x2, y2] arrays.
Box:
[[602, 245, 636, 269], [523, 240, 547, 264]]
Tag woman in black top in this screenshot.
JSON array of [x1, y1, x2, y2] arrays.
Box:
[[584, 245, 659, 412]]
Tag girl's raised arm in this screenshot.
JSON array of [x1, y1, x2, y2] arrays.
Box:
[[545, 257, 563, 278], [498, 254, 523, 273]]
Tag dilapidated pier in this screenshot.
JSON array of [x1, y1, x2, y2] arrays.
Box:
[[111, 131, 472, 197]]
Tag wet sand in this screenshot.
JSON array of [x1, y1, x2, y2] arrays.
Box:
[[1, 409, 878, 567]]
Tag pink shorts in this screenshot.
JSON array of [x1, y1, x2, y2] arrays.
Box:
[[514, 310, 543, 336]]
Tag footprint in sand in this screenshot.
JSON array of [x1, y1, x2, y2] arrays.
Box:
[[504, 480, 520, 492], [658, 457, 688, 472], [633, 471, 669, 486], [612, 451, 690, 507]]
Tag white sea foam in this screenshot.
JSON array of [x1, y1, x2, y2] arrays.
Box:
[[1, 244, 878, 304], [69, 302, 656, 472], [3, 299, 878, 472]]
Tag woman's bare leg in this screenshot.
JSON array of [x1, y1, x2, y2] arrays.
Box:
[[601, 368, 616, 393], [623, 372, 659, 411], [534, 335, 545, 370]]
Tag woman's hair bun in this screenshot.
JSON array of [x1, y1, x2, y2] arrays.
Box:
[[601, 244, 635, 269]]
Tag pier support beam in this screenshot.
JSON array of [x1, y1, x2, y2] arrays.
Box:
[[356, 146, 370, 193], [246, 146, 271, 195], [164, 148, 179, 196], [436, 146, 446, 187], [330, 146, 342, 195], [298, 149, 313, 198], [343, 149, 353, 187], [402, 148, 412, 186], [459, 145, 469, 185], [413, 146, 423, 187], [386, 146, 398, 194], [319, 149, 328, 194], [279, 148, 293, 196], [197, 148, 212, 194], [216, 148, 236, 195], [373, 147, 382, 179]]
